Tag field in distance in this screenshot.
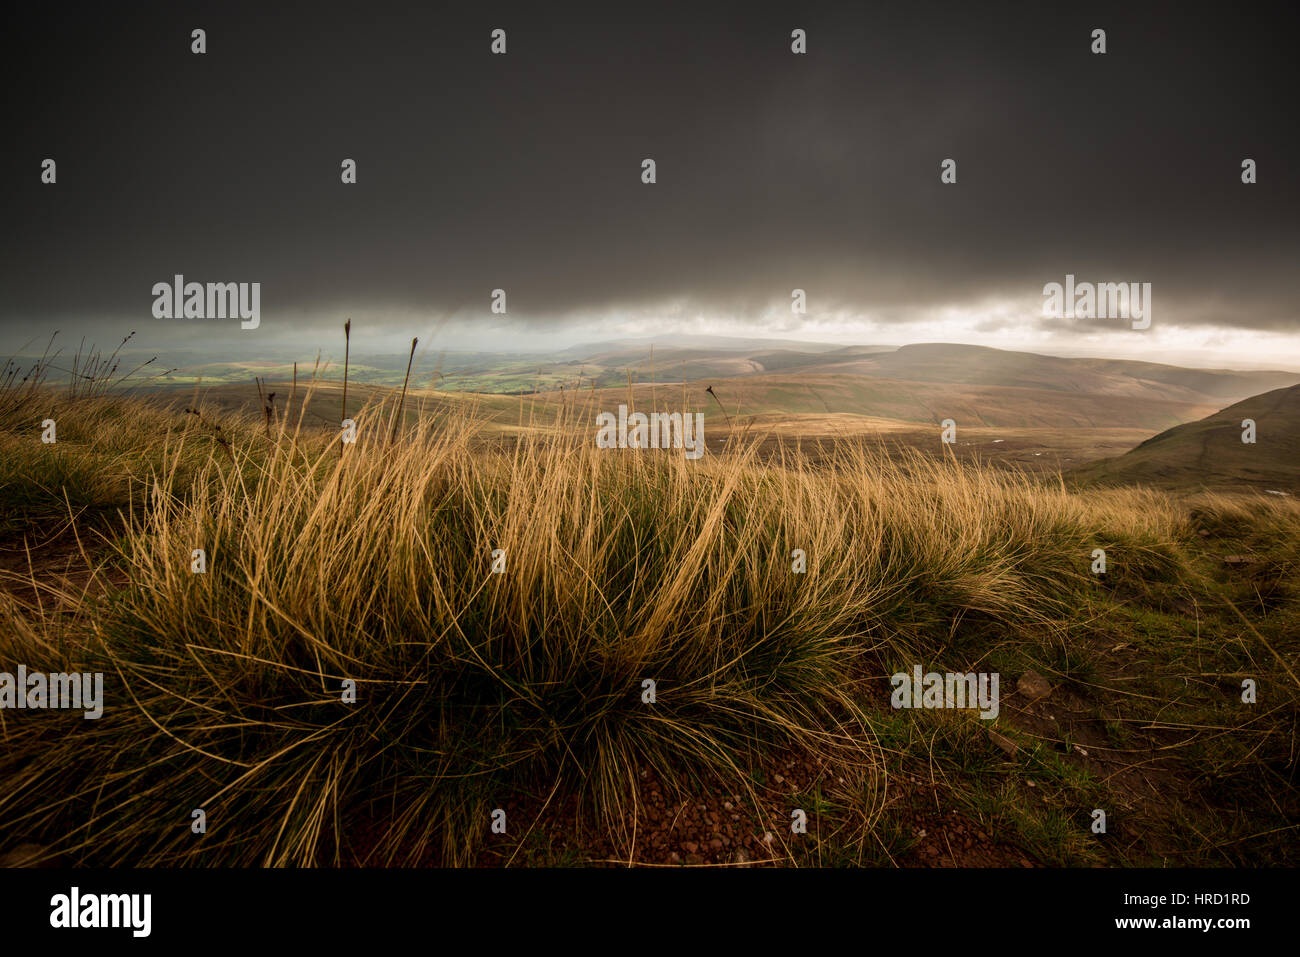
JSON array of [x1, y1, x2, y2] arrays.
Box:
[[149, 339, 1300, 476]]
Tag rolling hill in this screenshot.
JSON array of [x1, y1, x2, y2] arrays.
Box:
[[754, 342, 1300, 402], [1071, 384, 1300, 493], [137, 341, 1300, 433]]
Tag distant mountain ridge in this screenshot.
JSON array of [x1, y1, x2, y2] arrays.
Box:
[[128, 340, 1300, 434]]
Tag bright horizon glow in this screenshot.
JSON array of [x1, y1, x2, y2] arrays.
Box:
[[26, 295, 1300, 373]]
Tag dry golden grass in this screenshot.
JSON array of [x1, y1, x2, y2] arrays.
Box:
[[1, 370, 1297, 866]]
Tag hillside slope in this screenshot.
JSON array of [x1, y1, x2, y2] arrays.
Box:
[[1071, 384, 1300, 492]]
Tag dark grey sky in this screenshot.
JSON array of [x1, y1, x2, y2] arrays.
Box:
[[2, 0, 1297, 363]]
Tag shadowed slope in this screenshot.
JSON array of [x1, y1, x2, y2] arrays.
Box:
[[1072, 384, 1300, 493]]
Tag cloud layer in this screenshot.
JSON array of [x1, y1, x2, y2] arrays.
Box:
[[1, 1, 1296, 360]]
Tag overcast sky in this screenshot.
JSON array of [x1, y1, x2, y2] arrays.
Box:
[[2, 1, 1297, 368]]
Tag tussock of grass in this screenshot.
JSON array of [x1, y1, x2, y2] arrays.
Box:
[[1, 378, 1297, 867]]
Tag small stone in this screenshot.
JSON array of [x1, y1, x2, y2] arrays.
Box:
[[685, 853, 704, 866], [774, 774, 784, 784], [709, 838, 723, 852], [763, 831, 775, 845], [668, 851, 681, 864], [1017, 670, 1053, 702], [733, 847, 751, 866], [683, 841, 699, 854], [723, 801, 733, 810]]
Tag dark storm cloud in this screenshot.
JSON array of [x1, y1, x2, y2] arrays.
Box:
[[1, 0, 1297, 347]]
